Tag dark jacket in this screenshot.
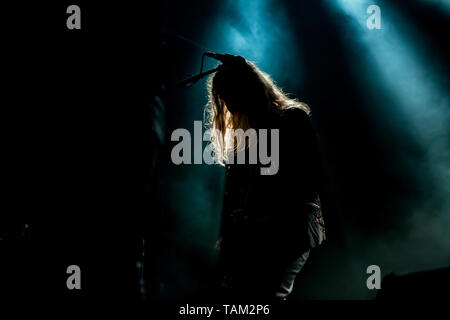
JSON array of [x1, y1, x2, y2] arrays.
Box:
[[218, 108, 325, 291]]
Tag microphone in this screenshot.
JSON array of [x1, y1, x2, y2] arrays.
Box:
[[173, 52, 244, 88], [204, 52, 245, 65]]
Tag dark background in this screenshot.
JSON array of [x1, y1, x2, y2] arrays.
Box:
[[2, 0, 449, 303]]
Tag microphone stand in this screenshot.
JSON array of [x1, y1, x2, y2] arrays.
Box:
[[173, 65, 226, 88]]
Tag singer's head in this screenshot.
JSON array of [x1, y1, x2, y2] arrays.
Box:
[[205, 56, 309, 164]]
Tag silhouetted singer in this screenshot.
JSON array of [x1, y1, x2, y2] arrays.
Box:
[[204, 54, 326, 301]]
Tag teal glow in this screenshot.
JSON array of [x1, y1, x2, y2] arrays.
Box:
[[204, 0, 304, 90], [331, 0, 449, 154], [328, 0, 450, 280]]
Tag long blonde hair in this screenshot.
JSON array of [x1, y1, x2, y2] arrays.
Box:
[[205, 58, 309, 165]]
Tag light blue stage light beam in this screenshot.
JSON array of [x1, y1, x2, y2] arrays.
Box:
[[331, 0, 449, 165], [328, 0, 450, 264], [203, 0, 304, 90]]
